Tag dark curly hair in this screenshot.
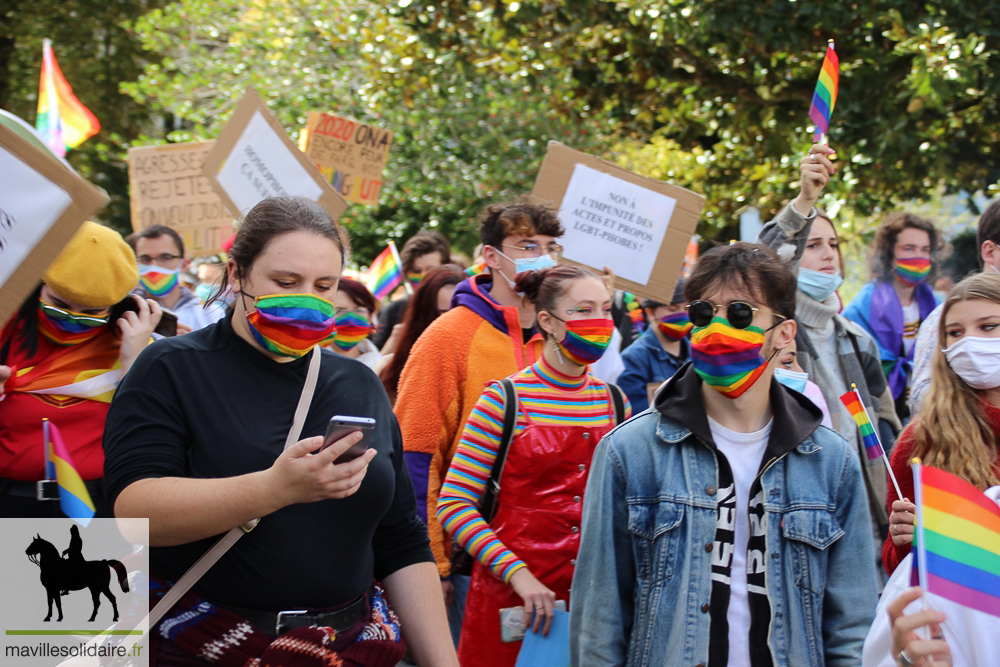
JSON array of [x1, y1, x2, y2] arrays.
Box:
[[872, 211, 944, 282], [478, 201, 564, 249], [685, 242, 797, 323]]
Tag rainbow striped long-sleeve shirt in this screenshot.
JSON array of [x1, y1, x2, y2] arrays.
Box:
[[437, 356, 630, 583]]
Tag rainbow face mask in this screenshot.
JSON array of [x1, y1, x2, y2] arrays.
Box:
[[332, 311, 373, 352], [554, 317, 614, 366], [690, 317, 770, 399], [38, 300, 109, 346], [892, 258, 932, 287], [658, 312, 692, 342], [406, 272, 424, 287], [139, 264, 180, 297], [243, 293, 337, 358]]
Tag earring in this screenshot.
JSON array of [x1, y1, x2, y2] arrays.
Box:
[[553, 338, 565, 365]]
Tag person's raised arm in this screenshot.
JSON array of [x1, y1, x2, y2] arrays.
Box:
[[114, 432, 376, 546], [757, 144, 837, 273]]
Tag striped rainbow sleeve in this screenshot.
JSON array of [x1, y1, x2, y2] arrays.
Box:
[[437, 383, 526, 583]]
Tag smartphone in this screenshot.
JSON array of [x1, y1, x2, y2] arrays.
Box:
[[499, 600, 567, 643], [121, 291, 179, 337], [322, 415, 376, 464]]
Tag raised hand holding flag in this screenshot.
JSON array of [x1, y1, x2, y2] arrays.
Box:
[[809, 41, 839, 143]]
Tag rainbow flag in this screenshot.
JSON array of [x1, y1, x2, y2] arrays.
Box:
[[44, 420, 96, 526], [367, 241, 404, 300], [912, 462, 1000, 617], [808, 42, 839, 142], [36, 39, 100, 157], [839, 388, 883, 460], [464, 260, 487, 277]]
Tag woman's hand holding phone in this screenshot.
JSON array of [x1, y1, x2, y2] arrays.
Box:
[[267, 432, 377, 507]]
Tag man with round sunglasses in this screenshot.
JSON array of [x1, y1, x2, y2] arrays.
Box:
[[572, 242, 878, 667]]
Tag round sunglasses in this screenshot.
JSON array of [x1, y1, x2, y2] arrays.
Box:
[[686, 300, 785, 330]]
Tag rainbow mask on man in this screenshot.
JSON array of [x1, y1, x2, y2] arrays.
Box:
[[332, 311, 373, 352], [139, 264, 180, 297], [892, 258, 932, 287], [690, 317, 771, 399], [243, 293, 337, 358], [406, 272, 424, 287], [658, 312, 692, 341], [38, 300, 109, 346], [553, 317, 614, 366]]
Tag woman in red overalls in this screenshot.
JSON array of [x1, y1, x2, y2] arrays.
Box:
[[437, 265, 631, 666]]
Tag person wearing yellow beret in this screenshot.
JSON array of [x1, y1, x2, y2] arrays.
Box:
[[0, 221, 161, 519]]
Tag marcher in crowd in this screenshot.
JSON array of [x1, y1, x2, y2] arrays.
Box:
[[0, 221, 160, 518], [372, 231, 451, 350], [571, 242, 878, 666], [127, 224, 226, 332], [843, 211, 944, 422], [881, 272, 1000, 576], [774, 339, 833, 429], [395, 202, 560, 643], [617, 280, 691, 413], [438, 265, 629, 666], [103, 196, 457, 666], [910, 198, 1000, 414], [379, 264, 464, 403], [329, 277, 382, 370], [759, 143, 901, 549]]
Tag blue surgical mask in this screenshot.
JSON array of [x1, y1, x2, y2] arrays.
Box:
[[495, 249, 557, 290], [774, 368, 809, 394], [797, 268, 843, 302]]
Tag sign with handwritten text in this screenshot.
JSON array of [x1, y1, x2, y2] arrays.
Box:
[[303, 112, 393, 206]]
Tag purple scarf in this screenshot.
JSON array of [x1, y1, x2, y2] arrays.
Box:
[[869, 280, 938, 399]]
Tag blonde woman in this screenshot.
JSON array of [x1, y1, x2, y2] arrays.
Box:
[[882, 272, 1000, 575]]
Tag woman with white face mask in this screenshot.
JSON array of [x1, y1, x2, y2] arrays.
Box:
[[882, 272, 1000, 576], [758, 144, 902, 544]]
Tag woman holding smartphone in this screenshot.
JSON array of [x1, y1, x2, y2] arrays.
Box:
[[0, 221, 160, 519], [436, 264, 630, 667], [103, 197, 457, 667]]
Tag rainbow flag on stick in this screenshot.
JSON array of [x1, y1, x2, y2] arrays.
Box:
[[912, 461, 1000, 617], [43, 419, 96, 526], [366, 241, 411, 300], [840, 385, 903, 499], [36, 39, 100, 157], [809, 41, 839, 142]]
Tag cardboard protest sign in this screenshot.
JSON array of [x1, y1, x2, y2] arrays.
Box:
[[128, 141, 231, 256], [531, 141, 704, 304], [202, 87, 348, 223], [0, 123, 108, 327], [302, 111, 392, 206]]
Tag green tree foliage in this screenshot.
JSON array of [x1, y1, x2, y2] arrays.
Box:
[[392, 0, 1000, 239], [123, 0, 611, 263], [0, 0, 169, 235]]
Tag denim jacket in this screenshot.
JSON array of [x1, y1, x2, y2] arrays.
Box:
[[618, 328, 688, 413], [571, 363, 878, 667]]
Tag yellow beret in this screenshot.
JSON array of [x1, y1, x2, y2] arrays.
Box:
[[43, 221, 139, 307]]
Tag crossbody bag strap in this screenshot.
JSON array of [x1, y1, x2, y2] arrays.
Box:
[[608, 383, 626, 424], [147, 346, 322, 629], [480, 377, 519, 524]]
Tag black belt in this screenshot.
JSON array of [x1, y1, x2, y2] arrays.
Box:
[[0, 477, 105, 500], [225, 592, 370, 637]]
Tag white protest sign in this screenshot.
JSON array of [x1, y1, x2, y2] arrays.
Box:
[[560, 163, 677, 286], [202, 88, 348, 223], [0, 122, 108, 326]]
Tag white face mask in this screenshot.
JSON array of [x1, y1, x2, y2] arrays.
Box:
[[943, 336, 1000, 390]]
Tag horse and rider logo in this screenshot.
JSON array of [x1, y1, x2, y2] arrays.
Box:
[[25, 526, 130, 622]]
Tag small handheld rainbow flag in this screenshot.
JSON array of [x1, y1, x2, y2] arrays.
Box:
[[809, 41, 839, 142], [366, 241, 410, 300], [43, 419, 96, 526], [840, 385, 902, 498], [464, 260, 487, 277], [36, 39, 100, 157], [912, 460, 1000, 617]]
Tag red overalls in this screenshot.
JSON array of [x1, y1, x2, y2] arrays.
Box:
[[456, 387, 617, 667]]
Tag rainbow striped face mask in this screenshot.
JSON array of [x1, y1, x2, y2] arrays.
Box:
[[139, 264, 180, 297], [892, 257, 932, 287], [690, 317, 771, 399], [332, 311, 373, 352], [553, 316, 614, 366], [657, 312, 693, 342], [243, 292, 337, 358], [38, 300, 109, 346]]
